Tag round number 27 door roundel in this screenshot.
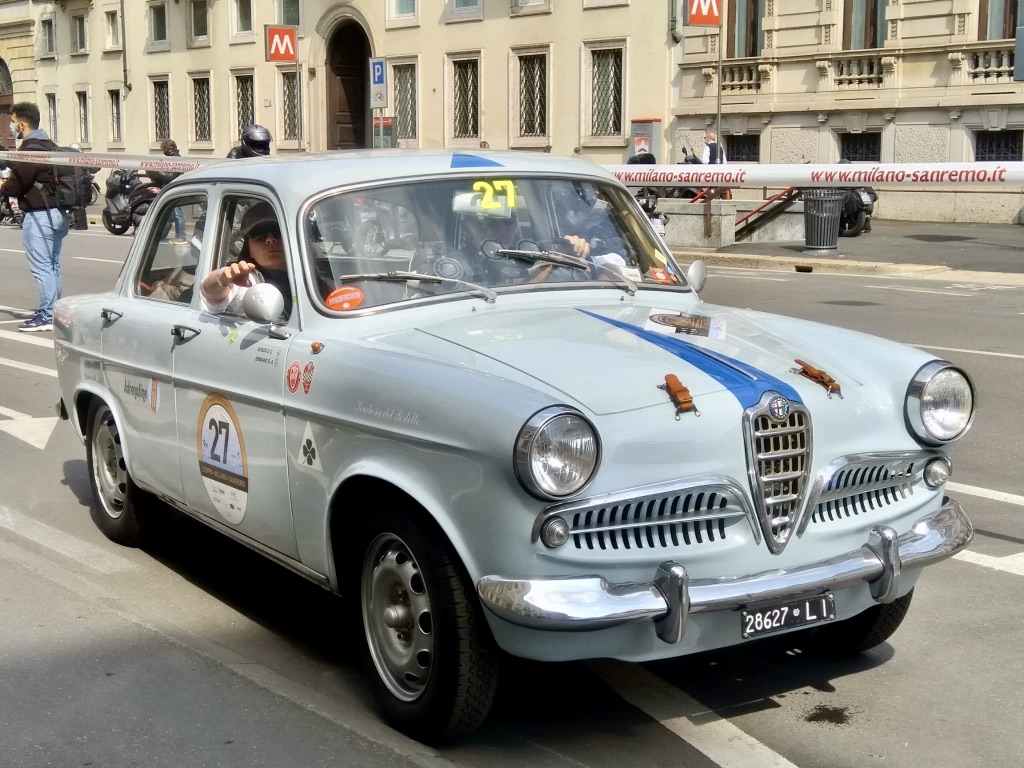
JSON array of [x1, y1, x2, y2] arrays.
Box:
[[197, 394, 249, 525]]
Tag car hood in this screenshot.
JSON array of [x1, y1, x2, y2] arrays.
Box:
[[416, 301, 865, 415]]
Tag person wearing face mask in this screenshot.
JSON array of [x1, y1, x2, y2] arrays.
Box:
[[0, 102, 69, 332]]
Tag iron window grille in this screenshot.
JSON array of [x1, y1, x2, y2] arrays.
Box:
[[839, 132, 881, 162], [452, 58, 479, 139], [518, 54, 547, 138], [46, 94, 58, 141], [727, 134, 760, 163], [236, 74, 254, 131], [282, 71, 299, 141], [153, 80, 170, 141], [394, 63, 417, 140], [77, 92, 89, 143], [976, 130, 1023, 161], [591, 48, 622, 137], [109, 89, 123, 142], [193, 77, 212, 142]]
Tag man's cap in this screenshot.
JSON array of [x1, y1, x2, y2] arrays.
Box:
[[240, 202, 278, 238]]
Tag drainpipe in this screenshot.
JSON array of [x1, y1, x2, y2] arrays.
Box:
[[120, 0, 132, 94], [670, 0, 683, 44]]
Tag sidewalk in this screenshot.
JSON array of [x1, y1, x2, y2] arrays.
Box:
[[672, 218, 1024, 283]]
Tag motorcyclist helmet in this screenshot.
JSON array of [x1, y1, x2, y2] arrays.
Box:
[[240, 124, 272, 157]]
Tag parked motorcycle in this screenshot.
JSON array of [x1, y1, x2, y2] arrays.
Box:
[[667, 148, 704, 200], [839, 186, 877, 237], [361, 199, 418, 256], [102, 169, 162, 235]]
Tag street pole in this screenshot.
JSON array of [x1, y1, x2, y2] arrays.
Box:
[[716, 18, 723, 164]]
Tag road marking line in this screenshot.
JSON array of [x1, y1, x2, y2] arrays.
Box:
[[0, 405, 31, 419], [954, 550, 1024, 576], [0, 356, 57, 377], [947, 482, 1024, 507], [909, 345, 1024, 361], [0, 505, 136, 574], [73, 256, 124, 264], [594, 661, 799, 768], [865, 285, 975, 297], [0, 303, 34, 317], [0, 328, 54, 347], [709, 274, 788, 282]]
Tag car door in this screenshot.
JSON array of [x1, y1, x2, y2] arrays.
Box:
[[99, 190, 208, 503], [172, 191, 300, 560]]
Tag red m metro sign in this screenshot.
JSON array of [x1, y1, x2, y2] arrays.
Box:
[[265, 25, 297, 62], [686, 0, 721, 26]]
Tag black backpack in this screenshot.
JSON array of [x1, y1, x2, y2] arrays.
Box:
[[32, 141, 94, 210]]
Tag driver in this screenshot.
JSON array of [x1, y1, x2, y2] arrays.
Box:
[[459, 206, 590, 260]]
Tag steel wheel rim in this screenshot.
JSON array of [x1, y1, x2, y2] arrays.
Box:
[[91, 408, 127, 520], [361, 532, 434, 702]]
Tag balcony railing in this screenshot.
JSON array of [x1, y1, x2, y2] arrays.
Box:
[[834, 55, 884, 89], [967, 46, 1014, 83]]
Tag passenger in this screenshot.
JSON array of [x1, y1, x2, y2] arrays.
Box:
[[199, 202, 290, 316]]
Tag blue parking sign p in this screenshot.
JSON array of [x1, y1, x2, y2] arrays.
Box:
[[372, 60, 385, 86]]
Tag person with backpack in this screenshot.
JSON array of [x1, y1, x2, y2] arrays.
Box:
[[0, 102, 69, 332]]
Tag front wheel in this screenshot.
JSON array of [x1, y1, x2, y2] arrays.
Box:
[[799, 589, 913, 656], [358, 509, 499, 743], [102, 209, 130, 235], [839, 210, 867, 237], [85, 402, 153, 546]]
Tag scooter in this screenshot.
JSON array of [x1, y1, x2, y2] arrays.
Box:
[[0, 168, 22, 226], [839, 186, 877, 237], [102, 169, 162, 235], [361, 199, 418, 256]]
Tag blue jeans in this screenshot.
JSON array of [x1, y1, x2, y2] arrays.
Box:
[[22, 208, 69, 322], [173, 206, 185, 238]]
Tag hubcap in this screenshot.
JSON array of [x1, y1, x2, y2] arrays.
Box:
[[361, 533, 434, 702], [91, 408, 127, 520]]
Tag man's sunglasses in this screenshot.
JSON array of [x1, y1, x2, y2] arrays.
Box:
[[248, 223, 281, 243]]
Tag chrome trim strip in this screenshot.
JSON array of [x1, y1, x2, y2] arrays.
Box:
[[531, 475, 762, 545], [478, 499, 972, 641]]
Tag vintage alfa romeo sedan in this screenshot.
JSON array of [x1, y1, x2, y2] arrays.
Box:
[[53, 151, 975, 742]]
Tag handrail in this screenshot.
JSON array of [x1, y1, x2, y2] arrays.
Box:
[[735, 186, 797, 226]]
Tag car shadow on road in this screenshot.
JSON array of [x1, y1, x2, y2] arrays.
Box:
[[61, 459, 94, 509]]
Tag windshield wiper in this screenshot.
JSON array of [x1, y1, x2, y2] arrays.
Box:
[[345, 271, 497, 304], [495, 249, 590, 271]]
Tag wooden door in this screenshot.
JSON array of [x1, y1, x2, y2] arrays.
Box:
[[326, 24, 369, 149]]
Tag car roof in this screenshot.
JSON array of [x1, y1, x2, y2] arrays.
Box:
[[183, 150, 619, 200]]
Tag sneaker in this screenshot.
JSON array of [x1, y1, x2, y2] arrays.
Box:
[[18, 314, 53, 333], [168, 237, 188, 245]]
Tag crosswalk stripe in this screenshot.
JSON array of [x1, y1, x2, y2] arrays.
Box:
[[0, 356, 57, 378], [0, 505, 136, 574], [0, 328, 54, 348]]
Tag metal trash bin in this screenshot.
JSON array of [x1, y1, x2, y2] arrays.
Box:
[[801, 188, 845, 255]]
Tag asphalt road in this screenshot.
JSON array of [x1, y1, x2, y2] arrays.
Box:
[[0, 221, 1022, 767]]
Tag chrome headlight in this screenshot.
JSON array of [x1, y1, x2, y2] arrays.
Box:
[[905, 361, 976, 444], [514, 406, 600, 500]]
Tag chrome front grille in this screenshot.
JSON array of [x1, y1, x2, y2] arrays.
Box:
[[811, 457, 920, 524], [746, 396, 811, 553]]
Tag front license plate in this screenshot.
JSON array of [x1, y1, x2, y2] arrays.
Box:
[[741, 593, 835, 639]]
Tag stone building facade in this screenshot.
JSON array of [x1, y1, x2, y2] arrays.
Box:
[[0, 0, 35, 148]]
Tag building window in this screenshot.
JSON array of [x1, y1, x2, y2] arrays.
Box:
[[728, 0, 765, 58], [109, 89, 123, 142], [105, 10, 121, 49], [281, 0, 301, 26], [235, 73, 255, 131], [190, 1, 209, 40], [512, 0, 551, 13], [71, 14, 88, 54], [150, 3, 168, 43], [976, 130, 1023, 160], [235, 0, 253, 34], [455, 0, 479, 7], [451, 57, 479, 140], [447, 0, 482, 22], [979, 0, 1024, 41], [388, 0, 418, 27], [840, 133, 881, 162], [394, 0, 416, 15], [726, 135, 759, 162], [282, 70, 299, 141], [40, 18, 56, 57], [843, 0, 886, 50], [193, 76, 212, 142], [589, 47, 623, 137], [393, 62, 417, 140], [518, 53, 547, 138], [76, 91, 90, 143], [46, 93, 58, 141], [153, 79, 170, 141]]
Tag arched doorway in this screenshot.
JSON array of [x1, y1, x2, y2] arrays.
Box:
[[326, 22, 370, 149], [0, 59, 14, 151]]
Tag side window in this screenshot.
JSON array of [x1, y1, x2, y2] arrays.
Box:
[[133, 194, 207, 303]]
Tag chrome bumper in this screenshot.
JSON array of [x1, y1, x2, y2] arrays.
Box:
[[477, 499, 972, 644]]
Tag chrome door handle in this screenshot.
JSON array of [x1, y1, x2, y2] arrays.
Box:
[[100, 308, 123, 322], [171, 324, 201, 341]]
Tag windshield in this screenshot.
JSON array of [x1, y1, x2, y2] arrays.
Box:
[[303, 176, 686, 312]]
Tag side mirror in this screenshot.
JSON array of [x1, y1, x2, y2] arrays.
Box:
[[685, 260, 708, 294], [242, 282, 286, 324]]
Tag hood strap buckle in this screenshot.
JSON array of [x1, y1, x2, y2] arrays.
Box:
[[793, 358, 843, 399], [659, 374, 700, 420]]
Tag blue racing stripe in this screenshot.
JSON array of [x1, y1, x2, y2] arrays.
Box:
[[579, 309, 802, 408], [450, 153, 504, 168]]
